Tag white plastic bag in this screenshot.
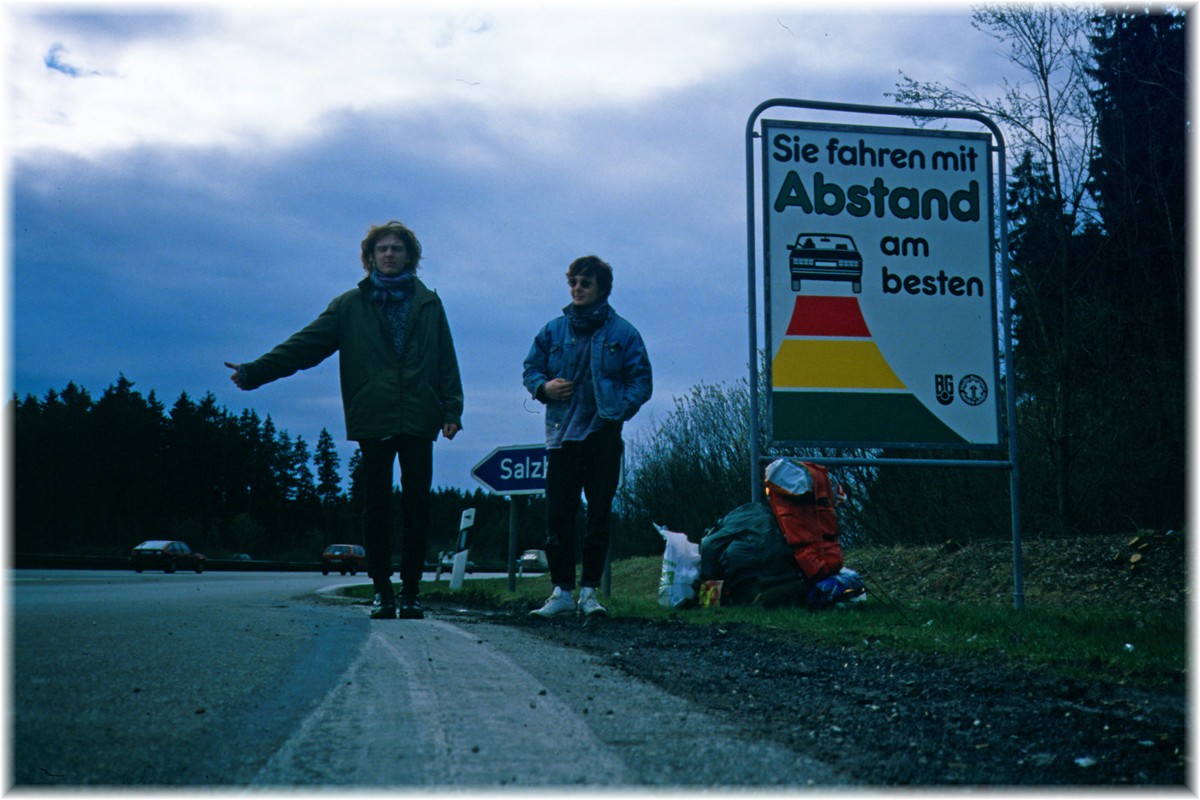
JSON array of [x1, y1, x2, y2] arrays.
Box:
[[764, 458, 812, 497], [655, 523, 700, 608]]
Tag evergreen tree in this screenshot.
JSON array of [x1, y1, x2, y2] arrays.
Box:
[[314, 428, 342, 505], [9, 377, 366, 558], [91, 376, 167, 548], [1004, 150, 1089, 530], [1080, 7, 1187, 529], [1087, 8, 1187, 307], [13, 385, 93, 552]]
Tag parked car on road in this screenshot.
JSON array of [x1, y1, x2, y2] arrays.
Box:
[[130, 540, 206, 574], [518, 549, 548, 573], [321, 544, 366, 575]]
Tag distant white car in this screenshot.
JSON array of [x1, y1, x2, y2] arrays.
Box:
[[518, 549, 548, 573], [437, 552, 475, 574]]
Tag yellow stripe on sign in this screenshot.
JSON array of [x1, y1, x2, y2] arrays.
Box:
[[772, 340, 907, 389]]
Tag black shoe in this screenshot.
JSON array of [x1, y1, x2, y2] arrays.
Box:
[[369, 593, 397, 619], [399, 596, 424, 620]]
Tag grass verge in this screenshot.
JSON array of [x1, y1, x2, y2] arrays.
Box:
[[347, 555, 1185, 690]]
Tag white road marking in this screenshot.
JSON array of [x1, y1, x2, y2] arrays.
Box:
[[251, 619, 630, 787]]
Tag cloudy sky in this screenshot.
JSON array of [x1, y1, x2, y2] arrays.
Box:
[[8, 0, 1013, 492]]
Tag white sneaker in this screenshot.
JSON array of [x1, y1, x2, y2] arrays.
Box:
[[578, 587, 607, 617], [530, 587, 576, 618]]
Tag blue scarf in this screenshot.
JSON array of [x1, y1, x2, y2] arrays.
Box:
[[370, 269, 415, 362], [370, 269, 415, 304]]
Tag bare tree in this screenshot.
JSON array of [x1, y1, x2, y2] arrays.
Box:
[[892, 4, 1098, 225], [619, 380, 754, 539]]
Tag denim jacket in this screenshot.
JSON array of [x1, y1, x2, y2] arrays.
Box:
[[522, 305, 653, 439]]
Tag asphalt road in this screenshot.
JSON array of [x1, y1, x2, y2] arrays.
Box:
[[10, 570, 844, 788]]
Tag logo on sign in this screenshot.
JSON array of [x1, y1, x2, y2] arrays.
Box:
[[959, 375, 988, 406], [935, 374, 955, 406]]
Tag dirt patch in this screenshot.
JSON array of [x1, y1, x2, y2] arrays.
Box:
[[850, 530, 1187, 612], [496, 614, 1185, 786], [457, 532, 1189, 787]]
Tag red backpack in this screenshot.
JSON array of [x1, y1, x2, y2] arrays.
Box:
[[764, 460, 843, 582]]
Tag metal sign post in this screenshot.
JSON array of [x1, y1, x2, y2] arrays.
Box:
[[745, 98, 1024, 610]]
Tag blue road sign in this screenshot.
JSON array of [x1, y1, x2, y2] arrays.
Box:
[[470, 444, 548, 495]]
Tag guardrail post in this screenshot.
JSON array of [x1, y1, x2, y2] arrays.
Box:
[[448, 509, 475, 590]]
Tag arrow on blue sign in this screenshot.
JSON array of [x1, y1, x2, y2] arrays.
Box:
[[470, 444, 549, 495]]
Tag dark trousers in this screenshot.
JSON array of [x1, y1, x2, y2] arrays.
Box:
[[360, 435, 432, 598], [544, 425, 623, 591]]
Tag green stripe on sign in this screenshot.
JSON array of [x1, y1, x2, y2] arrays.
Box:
[[771, 391, 967, 445]]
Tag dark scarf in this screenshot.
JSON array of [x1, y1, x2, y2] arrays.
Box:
[[371, 269, 416, 362], [370, 269, 415, 304], [566, 301, 611, 336]]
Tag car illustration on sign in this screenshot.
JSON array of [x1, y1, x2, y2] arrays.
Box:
[[786, 233, 863, 293]]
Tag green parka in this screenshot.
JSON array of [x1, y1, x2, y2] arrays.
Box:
[[239, 275, 464, 442]]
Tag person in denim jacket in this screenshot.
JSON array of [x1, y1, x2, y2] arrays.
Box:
[[522, 255, 652, 618]]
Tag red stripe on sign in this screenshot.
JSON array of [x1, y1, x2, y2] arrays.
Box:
[[785, 296, 871, 338]]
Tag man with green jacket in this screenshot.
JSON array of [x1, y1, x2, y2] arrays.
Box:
[[226, 220, 463, 620]]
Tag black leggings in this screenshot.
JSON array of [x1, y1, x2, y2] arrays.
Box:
[[360, 435, 432, 597], [544, 425, 623, 590]]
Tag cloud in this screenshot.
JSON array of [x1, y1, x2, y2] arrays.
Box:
[[9, 6, 835, 158], [31, 9, 203, 41], [12, 6, 1005, 166], [43, 43, 99, 77]]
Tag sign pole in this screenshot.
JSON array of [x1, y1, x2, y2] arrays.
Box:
[[746, 108, 763, 502], [507, 496, 519, 592]]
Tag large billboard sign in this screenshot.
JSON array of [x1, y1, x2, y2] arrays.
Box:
[[762, 120, 1001, 447]]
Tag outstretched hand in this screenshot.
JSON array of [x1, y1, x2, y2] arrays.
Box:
[[224, 361, 246, 389]]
